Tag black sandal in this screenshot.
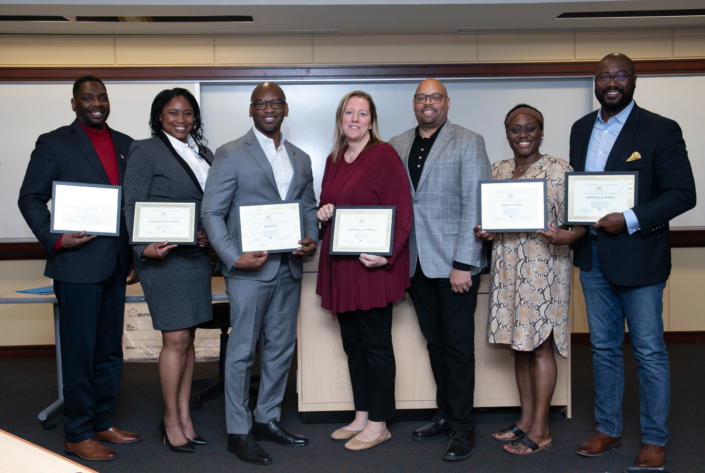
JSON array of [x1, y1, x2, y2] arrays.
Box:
[[492, 423, 526, 441], [503, 436, 553, 455]]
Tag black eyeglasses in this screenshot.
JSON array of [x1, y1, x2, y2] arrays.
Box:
[[251, 99, 286, 110], [413, 93, 446, 104], [595, 71, 633, 85]]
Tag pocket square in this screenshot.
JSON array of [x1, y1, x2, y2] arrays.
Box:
[[626, 152, 641, 162]]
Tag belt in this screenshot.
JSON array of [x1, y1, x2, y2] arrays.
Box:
[[590, 235, 598, 242]]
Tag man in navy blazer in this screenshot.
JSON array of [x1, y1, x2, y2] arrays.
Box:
[[570, 54, 696, 469], [18, 76, 140, 461]]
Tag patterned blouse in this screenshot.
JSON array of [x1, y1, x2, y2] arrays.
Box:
[[486, 155, 573, 358]]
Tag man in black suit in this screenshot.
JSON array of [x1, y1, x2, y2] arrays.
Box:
[[18, 76, 141, 461], [570, 53, 696, 469]]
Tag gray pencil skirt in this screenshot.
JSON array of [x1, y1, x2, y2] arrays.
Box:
[[134, 247, 213, 331]]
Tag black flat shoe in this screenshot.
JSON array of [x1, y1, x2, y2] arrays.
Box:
[[188, 436, 209, 446], [228, 434, 272, 465], [159, 420, 196, 453], [442, 431, 475, 462], [411, 416, 451, 442], [252, 421, 308, 447]]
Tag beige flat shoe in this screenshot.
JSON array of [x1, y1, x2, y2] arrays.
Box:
[[331, 428, 362, 440], [344, 428, 391, 451]]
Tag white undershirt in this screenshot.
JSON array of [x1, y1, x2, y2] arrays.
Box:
[[253, 126, 294, 200], [163, 131, 210, 191]]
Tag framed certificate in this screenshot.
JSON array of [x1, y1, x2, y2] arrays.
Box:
[[479, 179, 548, 233], [565, 172, 638, 225], [51, 181, 121, 236], [329, 206, 396, 256], [130, 201, 199, 245], [237, 201, 304, 253]]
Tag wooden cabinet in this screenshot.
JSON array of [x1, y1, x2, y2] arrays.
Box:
[[297, 252, 571, 417]]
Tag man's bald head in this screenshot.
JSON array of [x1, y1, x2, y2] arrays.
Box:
[[250, 82, 286, 102], [596, 53, 635, 75], [415, 78, 447, 97]]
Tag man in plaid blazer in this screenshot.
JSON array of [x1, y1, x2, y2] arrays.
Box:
[[390, 78, 492, 462]]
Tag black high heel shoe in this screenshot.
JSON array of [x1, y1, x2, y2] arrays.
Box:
[[159, 420, 196, 453], [187, 436, 209, 446]]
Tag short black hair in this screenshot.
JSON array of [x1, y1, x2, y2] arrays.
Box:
[[504, 103, 544, 130], [73, 75, 106, 98], [149, 88, 207, 153]]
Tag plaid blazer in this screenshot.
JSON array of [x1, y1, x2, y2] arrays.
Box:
[[390, 120, 492, 278]]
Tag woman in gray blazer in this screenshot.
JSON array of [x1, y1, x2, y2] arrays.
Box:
[[123, 88, 213, 453]]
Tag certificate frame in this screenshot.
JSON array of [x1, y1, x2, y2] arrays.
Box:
[[564, 171, 638, 225], [130, 200, 199, 245], [479, 179, 548, 233], [329, 206, 396, 256], [50, 181, 122, 237], [236, 201, 304, 254]]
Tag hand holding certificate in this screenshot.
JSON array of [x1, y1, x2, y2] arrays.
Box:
[[329, 206, 396, 256], [237, 202, 304, 253], [479, 179, 547, 232], [564, 172, 638, 225], [51, 181, 122, 236]]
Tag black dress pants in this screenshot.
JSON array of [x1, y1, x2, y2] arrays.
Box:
[[409, 262, 480, 432], [337, 303, 395, 422], [53, 264, 126, 443]]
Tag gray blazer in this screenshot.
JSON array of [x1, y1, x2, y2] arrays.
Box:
[[123, 132, 214, 259], [389, 120, 492, 278], [201, 128, 319, 282]]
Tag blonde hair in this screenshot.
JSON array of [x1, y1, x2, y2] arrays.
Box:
[[331, 91, 385, 163]]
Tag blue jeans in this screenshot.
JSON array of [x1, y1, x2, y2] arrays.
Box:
[[579, 244, 669, 446]]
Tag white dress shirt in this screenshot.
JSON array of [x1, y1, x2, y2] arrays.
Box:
[[163, 131, 210, 191], [253, 126, 294, 200]]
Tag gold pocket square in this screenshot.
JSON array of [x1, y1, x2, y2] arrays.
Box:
[[626, 152, 642, 162]]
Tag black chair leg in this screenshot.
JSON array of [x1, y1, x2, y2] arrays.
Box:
[[192, 329, 228, 409]]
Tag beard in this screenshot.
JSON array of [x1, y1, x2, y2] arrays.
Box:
[[596, 84, 636, 111]]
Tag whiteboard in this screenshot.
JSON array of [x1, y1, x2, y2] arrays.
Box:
[[200, 78, 593, 200], [0, 81, 197, 241]]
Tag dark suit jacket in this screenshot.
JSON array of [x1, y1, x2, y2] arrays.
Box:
[[18, 120, 134, 284], [569, 103, 696, 286]]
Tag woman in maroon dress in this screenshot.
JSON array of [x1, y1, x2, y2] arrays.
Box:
[[316, 91, 413, 451]]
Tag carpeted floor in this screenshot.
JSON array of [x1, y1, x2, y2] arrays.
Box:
[[0, 344, 703, 473]]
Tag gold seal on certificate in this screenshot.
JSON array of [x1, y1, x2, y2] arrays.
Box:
[[479, 179, 548, 232], [130, 201, 198, 245], [329, 206, 396, 256], [565, 172, 638, 225], [237, 201, 304, 253], [51, 181, 122, 236]]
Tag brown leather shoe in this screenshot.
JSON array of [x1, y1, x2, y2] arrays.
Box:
[[635, 443, 666, 468], [95, 426, 141, 444], [65, 438, 118, 461], [576, 431, 621, 457]]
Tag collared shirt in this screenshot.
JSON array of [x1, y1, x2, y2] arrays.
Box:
[[585, 100, 640, 234], [163, 131, 210, 191], [253, 126, 293, 200], [408, 122, 445, 190]]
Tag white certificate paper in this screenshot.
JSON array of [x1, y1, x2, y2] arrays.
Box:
[[238, 202, 303, 253], [330, 207, 395, 256], [131, 201, 197, 244], [51, 182, 121, 236], [565, 172, 637, 224], [479, 179, 547, 232]]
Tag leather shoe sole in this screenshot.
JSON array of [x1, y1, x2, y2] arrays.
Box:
[[577, 443, 621, 457]]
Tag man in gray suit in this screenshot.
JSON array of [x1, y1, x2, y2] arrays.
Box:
[[201, 82, 318, 466], [390, 79, 492, 462]]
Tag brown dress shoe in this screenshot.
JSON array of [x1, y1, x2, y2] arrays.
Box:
[[65, 438, 118, 461], [635, 443, 666, 468], [576, 431, 621, 457], [95, 426, 141, 444]]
